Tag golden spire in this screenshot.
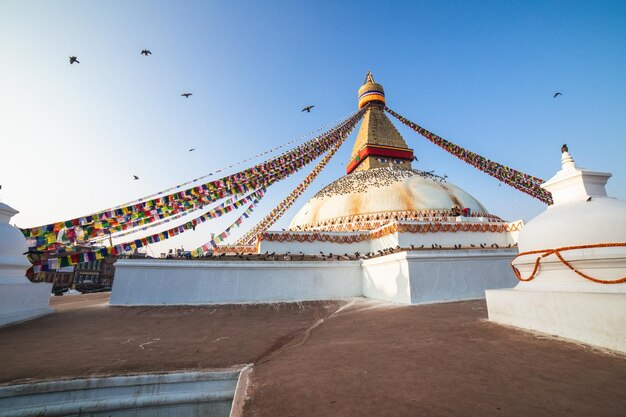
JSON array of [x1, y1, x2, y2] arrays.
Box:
[[357, 71, 385, 109], [347, 72, 414, 174]]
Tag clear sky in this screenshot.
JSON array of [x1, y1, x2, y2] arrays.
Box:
[[1, 0, 625, 255]]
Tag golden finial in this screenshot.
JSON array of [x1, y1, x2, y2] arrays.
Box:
[[358, 71, 385, 109]]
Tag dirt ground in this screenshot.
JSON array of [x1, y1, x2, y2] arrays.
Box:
[[0, 293, 342, 384], [1, 294, 625, 416]]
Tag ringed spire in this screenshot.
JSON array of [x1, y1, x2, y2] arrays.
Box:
[[348, 72, 414, 174], [357, 70, 386, 109]]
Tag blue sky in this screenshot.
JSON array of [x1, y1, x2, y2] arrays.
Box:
[[1, 0, 625, 254]]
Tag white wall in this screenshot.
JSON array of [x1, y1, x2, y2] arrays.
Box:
[[111, 250, 519, 306], [0, 282, 53, 327], [258, 239, 373, 256], [397, 229, 516, 249], [258, 222, 518, 256], [362, 253, 411, 304], [363, 250, 518, 304], [486, 289, 626, 353], [110, 259, 362, 305]]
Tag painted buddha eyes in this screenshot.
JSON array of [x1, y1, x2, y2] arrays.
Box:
[[376, 158, 404, 165]]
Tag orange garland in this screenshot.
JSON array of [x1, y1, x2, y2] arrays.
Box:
[[512, 242, 626, 284], [262, 221, 522, 244], [213, 245, 258, 254]]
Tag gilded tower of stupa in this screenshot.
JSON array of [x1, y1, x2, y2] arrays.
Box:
[[347, 71, 414, 173]]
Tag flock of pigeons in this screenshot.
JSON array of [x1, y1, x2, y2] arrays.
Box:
[[175, 243, 518, 261], [68, 50, 315, 181]]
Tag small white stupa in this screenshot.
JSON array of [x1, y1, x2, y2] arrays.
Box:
[[0, 201, 53, 326], [486, 145, 626, 353]]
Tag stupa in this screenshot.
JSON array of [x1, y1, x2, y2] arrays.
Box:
[[290, 72, 493, 234], [111, 73, 521, 306], [486, 147, 626, 353], [260, 72, 519, 256], [0, 202, 53, 326]]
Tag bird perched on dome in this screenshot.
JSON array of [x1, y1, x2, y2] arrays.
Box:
[[561, 144, 568, 153]]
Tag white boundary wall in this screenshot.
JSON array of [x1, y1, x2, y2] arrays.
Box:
[[111, 250, 518, 306], [363, 250, 518, 304], [110, 259, 362, 305], [0, 282, 53, 327]]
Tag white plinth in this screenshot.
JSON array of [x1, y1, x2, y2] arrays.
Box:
[[111, 250, 519, 306], [0, 202, 53, 326], [486, 151, 626, 353], [363, 250, 518, 304], [110, 259, 363, 305], [486, 289, 626, 353]]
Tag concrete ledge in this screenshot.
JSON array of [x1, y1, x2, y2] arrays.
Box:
[[486, 289, 626, 354], [0, 370, 241, 417], [229, 365, 253, 417]]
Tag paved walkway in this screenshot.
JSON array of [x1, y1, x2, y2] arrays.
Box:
[[1, 294, 624, 416]]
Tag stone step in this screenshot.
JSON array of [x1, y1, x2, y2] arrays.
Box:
[[0, 370, 240, 417]]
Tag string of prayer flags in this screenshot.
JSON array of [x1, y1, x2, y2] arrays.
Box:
[[192, 199, 261, 257], [22, 109, 366, 244], [385, 107, 553, 204], [237, 110, 363, 245]]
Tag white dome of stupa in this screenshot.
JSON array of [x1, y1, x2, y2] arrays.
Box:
[[0, 202, 31, 284], [513, 149, 626, 292], [289, 167, 498, 231]]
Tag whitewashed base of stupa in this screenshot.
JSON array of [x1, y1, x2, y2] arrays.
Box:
[[110, 259, 363, 305], [0, 280, 54, 327], [486, 289, 626, 353], [363, 250, 518, 304], [110, 250, 518, 306]]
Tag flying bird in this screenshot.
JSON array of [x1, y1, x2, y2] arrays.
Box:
[[141, 49, 152, 56], [133, 175, 139, 180], [301, 105, 315, 113], [69, 56, 79, 64], [189, 148, 195, 152], [181, 93, 193, 98], [553, 92, 562, 98]]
